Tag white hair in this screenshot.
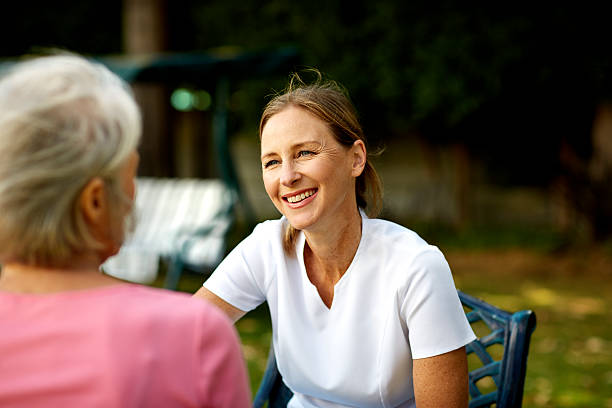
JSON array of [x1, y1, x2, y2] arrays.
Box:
[[0, 53, 141, 266]]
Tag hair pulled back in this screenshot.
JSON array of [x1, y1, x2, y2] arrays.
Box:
[[259, 70, 382, 254]]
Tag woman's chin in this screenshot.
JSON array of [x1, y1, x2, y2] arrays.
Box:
[[285, 213, 318, 232]]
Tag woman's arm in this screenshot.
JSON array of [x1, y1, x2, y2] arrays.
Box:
[[412, 346, 469, 408], [193, 287, 247, 323]]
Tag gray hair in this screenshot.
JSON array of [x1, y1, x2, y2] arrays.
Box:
[[0, 53, 141, 266]]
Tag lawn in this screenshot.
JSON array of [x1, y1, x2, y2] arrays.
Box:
[[168, 235, 612, 407], [447, 247, 612, 408]]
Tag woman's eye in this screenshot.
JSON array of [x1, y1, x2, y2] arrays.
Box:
[[263, 159, 279, 168], [297, 150, 315, 158]]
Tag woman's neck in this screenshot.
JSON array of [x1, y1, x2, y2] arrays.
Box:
[[0, 255, 122, 294], [301, 207, 362, 308], [303, 207, 363, 282]]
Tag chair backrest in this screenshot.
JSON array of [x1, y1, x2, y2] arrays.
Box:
[[459, 290, 536, 408], [253, 290, 536, 408]]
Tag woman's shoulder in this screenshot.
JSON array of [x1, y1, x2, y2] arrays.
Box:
[[364, 217, 433, 252], [362, 219, 454, 294], [362, 217, 448, 273], [106, 284, 232, 328], [97, 286, 240, 374]]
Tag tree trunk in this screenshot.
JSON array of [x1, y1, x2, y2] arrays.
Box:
[[122, 0, 170, 177]]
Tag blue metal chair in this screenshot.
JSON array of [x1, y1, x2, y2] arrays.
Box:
[[253, 290, 536, 408]]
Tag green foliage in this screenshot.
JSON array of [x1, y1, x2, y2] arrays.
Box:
[[410, 221, 567, 252], [169, 1, 611, 135], [6, 1, 612, 156], [6, 1, 612, 236]]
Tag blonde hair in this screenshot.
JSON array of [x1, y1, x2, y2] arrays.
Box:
[[259, 70, 382, 254], [0, 53, 141, 267]]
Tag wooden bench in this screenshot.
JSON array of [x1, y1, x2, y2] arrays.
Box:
[[102, 177, 235, 289]]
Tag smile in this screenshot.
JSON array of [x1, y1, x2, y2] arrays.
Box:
[[285, 189, 317, 203]]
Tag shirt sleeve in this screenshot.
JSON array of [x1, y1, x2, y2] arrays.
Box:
[[400, 248, 476, 359], [203, 222, 270, 312], [195, 304, 252, 408]]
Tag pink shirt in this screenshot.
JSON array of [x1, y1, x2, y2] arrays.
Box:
[[0, 284, 251, 407]]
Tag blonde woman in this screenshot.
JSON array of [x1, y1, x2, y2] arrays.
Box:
[[196, 73, 476, 408], [0, 53, 251, 407]]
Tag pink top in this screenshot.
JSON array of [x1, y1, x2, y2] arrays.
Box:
[[0, 284, 251, 408]]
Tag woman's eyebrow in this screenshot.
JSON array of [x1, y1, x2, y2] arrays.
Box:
[[293, 141, 320, 149], [260, 152, 276, 161]]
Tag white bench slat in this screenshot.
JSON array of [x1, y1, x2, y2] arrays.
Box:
[[102, 177, 235, 283]]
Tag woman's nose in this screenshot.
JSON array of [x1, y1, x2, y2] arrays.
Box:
[[280, 162, 301, 186]]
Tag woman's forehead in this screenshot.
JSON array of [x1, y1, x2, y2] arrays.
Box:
[[261, 107, 331, 145]]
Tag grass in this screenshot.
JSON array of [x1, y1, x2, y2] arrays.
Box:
[[161, 224, 612, 407], [406, 219, 570, 252], [448, 247, 612, 408]]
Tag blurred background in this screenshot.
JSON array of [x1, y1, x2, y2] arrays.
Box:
[[2, 1, 611, 406]]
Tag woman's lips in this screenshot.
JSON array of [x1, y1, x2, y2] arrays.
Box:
[[283, 188, 318, 207]]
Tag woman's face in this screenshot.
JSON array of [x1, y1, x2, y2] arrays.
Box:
[[119, 150, 139, 204], [260, 106, 365, 233]]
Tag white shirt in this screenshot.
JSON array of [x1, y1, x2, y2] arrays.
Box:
[[204, 213, 476, 408]]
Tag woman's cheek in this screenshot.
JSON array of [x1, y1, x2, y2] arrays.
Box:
[[262, 173, 276, 199]]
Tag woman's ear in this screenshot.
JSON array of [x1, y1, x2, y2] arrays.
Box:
[[350, 140, 367, 177], [79, 177, 108, 227], [79, 177, 124, 261]]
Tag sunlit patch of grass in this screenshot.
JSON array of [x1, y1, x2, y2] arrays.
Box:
[[556, 390, 600, 407], [453, 257, 612, 407]]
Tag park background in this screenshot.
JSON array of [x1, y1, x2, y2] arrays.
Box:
[[2, 1, 611, 407]]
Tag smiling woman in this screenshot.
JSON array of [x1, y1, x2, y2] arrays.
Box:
[[195, 70, 476, 408], [260, 106, 366, 239]]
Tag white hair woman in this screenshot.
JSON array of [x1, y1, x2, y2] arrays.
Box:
[[196, 72, 476, 407], [0, 53, 251, 407]]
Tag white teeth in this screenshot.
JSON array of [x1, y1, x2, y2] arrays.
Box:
[[287, 189, 315, 203]]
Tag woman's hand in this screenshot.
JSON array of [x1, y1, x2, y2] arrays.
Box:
[[413, 346, 469, 408]]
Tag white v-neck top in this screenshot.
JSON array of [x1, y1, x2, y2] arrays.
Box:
[[204, 214, 475, 408]]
